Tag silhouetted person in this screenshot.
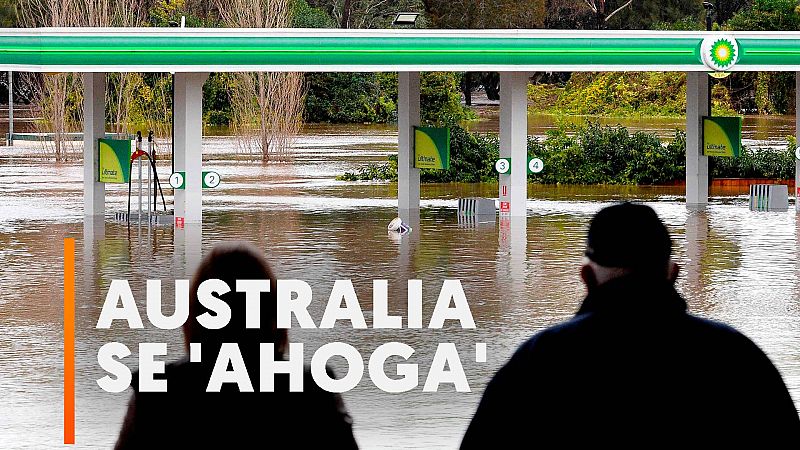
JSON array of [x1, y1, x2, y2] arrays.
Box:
[[461, 202, 799, 448], [115, 242, 358, 449]]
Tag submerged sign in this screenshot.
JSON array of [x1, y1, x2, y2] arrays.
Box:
[[414, 127, 450, 170], [98, 139, 132, 183], [703, 116, 742, 157]]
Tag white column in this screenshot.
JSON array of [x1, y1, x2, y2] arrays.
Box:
[[499, 72, 529, 217], [82, 73, 106, 217], [795, 72, 800, 213], [398, 71, 420, 221], [173, 72, 209, 224], [686, 72, 709, 210], [7, 71, 13, 146]]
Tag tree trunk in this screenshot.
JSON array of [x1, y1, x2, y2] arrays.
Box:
[[340, 0, 352, 28]]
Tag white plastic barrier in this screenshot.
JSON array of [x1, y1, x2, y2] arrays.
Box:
[[457, 198, 496, 217], [749, 184, 788, 211]]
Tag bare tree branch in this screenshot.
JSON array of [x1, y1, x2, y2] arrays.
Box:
[[215, 0, 303, 163], [604, 0, 633, 22]]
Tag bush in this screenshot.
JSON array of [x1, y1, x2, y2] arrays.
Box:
[[528, 123, 685, 185]]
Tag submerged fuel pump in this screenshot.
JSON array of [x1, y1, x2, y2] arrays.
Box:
[[125, 130, 169, 224]]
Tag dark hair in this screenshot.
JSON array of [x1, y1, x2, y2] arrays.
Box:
[[183, 241, 287, 356], [585, 202, 672, 274]]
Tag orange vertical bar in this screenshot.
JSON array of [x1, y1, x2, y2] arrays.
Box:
[[64, 238, 75, 445]]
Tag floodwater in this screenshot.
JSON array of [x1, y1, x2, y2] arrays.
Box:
[[0, 117, 799, 449]]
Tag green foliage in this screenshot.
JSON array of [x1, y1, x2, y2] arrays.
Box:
[[305, 71, 472, 125], [0, 0, 17, 27], [337, 155, 399, 181], [149, 0, 214, 27], [727, 0, 800, 30], [607, 0, 702, 30], [724, 1, 800, 114], [529, 72, 737, 117], [339, 123, 797, 185], [292, 0, 335, 27], [653, 16, 705, 30], [712, 140, 797, 179], [203, 73, 234, 126], [305, 73, 397, 123], [421, 72, 475, 126], [528, 123, 685, 185]]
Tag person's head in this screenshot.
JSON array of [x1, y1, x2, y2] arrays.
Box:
[[184, 241, 287, 356], [580, 202, 679, 291]]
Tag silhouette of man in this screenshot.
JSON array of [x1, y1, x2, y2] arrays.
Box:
[[461, 202, 799, 447]]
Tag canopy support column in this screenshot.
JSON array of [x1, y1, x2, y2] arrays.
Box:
[[173, 72, 209, 225], [398, 71, 420, 222], [686, 72, 709, 210], [795, 72, 800, 213], [499, 72, 529, 218], [82, 72, 106, 217]]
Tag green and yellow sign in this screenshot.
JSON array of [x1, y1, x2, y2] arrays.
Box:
[[414, 127, 450, 170], [98, 138, 132, 183], [703, 116, 742, 157]]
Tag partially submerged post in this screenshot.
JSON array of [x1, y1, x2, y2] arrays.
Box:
[[7, 71, 12, 146]]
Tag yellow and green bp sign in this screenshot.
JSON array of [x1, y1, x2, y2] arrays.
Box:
[[703, 116, 742, 157], [98, 138, 132, 183], [414, 127, 450, 170]]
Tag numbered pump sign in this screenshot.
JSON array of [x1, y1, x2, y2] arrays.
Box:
[[528, 158, 544, 174], [169, 171, 221, 189], [495, 158, 511, 174], [494, 157, 544, 175]]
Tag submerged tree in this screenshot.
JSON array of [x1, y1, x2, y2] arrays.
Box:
[[216, 0, 304, 163], [19, 0, 87, 161], [107, 0, 148, 135], [18, 0, 151, 160]]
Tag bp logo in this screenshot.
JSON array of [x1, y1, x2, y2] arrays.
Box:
[[700, 36, 739, 72]]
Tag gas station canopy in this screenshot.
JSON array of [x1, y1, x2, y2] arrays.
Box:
[[1, 28, 800, 73]]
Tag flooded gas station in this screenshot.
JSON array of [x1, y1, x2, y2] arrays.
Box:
[[2, 27, 800, 447]]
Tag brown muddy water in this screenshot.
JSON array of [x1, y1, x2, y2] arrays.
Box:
[[0, 118, 799, 449]]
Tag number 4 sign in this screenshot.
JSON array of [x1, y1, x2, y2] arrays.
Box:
[[527, 157, 544, 174]]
